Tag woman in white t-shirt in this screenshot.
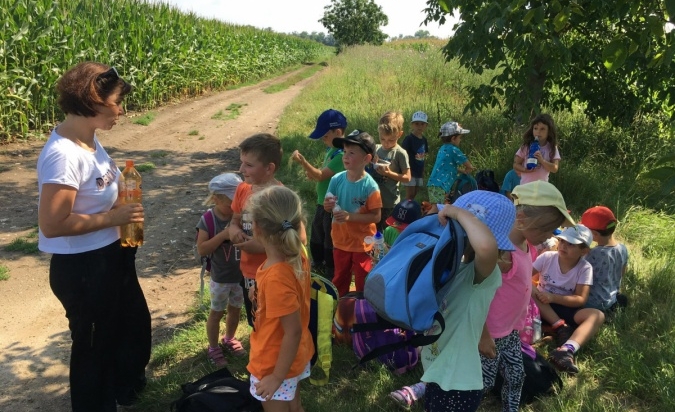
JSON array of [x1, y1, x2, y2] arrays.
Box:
[[37, 62, 150, 412]]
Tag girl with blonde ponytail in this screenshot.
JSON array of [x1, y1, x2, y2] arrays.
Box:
[[245, 186, 314, 411]]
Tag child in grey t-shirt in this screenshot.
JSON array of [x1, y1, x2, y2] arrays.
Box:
[[581, 206, 629, 311]]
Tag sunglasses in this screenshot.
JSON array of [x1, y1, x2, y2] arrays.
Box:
[[97, 66, 120, 82]]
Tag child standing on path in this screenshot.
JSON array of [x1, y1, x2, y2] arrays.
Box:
[[580, 206, 629, 312], [372, 111, 411, 232], [246, 186, 314, 412], [230, 134, 286, 328], [513, 114, 561, 184], [427, 121, 476, 205], [324, 131, 382, 297], [479, 181, 574, 412], [401, 111, 429, 201], [291, 109, 347, 279], [532, 224, 605, 374], [196, 173, 247, 367], [421, 191, 516, 412]]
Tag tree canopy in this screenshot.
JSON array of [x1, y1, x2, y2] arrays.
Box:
[[424, 0, 675, 125], [320, 0, 389, 51]]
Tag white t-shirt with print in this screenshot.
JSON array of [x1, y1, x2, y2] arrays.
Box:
[[37, 129, 121, 254], [533, 251, 592, 296]]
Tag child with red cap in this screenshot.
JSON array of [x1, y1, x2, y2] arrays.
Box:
[[580, 206, 629, 312]]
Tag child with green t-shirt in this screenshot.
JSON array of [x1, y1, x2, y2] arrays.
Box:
[[291, 109, 347, 280]]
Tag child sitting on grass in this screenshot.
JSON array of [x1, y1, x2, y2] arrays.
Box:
[[196, 173, 246, 367], [532, 224, 605, 374], [383, 199, 422, 248], [581, 206, 629, 312]]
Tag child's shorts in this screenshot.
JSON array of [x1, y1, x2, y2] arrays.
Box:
[[210, 280, 244, 311], [428, 186, 447, 204], [549, 303, 579, 327], [249, 362, 311, 401], [404, 177, 424, 187]]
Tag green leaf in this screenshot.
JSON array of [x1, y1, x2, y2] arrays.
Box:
[[647, 15, 664, 38], [642, 166, 675, 181], [553, 10, 569, 32], [523, 9, 536, 26], [438, 0, 452, 13], [603, 39, 628, 71], [665, 0, 675, 20], [654, 154, 675, 167]]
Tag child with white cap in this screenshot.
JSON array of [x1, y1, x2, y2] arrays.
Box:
[[196, 173, 246, 367], [401, 111, 429, 200], [426, 121, 476, 207], [532, 223, 605, 374]]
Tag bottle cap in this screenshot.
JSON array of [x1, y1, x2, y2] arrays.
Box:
[[126, 160, 134, 167], [374, 231, 383, 239], [325, 192, 334, 199], [364, 236, 374, 245]]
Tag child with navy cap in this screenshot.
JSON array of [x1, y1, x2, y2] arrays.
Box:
[[383, 199, 422, 248], [401, 111, 429, 201], [291, 109, 347, 279]]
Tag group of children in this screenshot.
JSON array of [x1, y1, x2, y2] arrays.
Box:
[[193, 110, 628, 412]]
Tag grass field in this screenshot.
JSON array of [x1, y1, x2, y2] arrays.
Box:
[[137, 43, 675, 412]]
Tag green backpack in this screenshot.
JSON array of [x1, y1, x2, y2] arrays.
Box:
[[308, 273, 339, 386]]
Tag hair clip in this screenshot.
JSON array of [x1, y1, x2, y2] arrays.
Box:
[[281, 220, 293, 231]]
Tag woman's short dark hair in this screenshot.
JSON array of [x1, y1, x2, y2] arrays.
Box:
[[57, 62, 132, 117]]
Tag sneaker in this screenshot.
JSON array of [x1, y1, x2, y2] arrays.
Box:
[[555, 324, 574, 347], [388, 383, 425, 410], [207, 346, 228, 368], [549, 348, 579, 374], [221, 336, 247, 357]]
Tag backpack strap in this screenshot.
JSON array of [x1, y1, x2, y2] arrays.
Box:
[[351, 312, 445, 366], [199, 209, 217, 304]]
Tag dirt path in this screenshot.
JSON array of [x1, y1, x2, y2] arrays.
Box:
[[0, 67, 318, 411]]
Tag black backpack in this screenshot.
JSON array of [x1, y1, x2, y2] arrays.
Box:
[[493, 349, 563, 405], [171, 367, 262, 412], [476, 169, 500, 193], [446, 173, 478, 203]]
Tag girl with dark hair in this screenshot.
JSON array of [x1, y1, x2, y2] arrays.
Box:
[[513, 114, 561, 184]]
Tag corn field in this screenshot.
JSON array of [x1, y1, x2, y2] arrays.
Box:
[[0, 0, 329, 140]]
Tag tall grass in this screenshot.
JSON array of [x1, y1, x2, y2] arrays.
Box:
[[0, 0, 330, 140], [276, 44, 674, 216]]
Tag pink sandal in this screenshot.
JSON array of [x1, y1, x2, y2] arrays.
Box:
[[207, 346, 227, 368], [221, 336, 247, 357]]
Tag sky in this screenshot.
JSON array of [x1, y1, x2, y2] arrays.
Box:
[[154, 0, 456, 39]]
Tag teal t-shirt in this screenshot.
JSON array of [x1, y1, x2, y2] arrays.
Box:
[[427, 143, 468, 193], [421, 261, 501, 391], [316, 147, 344, 204]]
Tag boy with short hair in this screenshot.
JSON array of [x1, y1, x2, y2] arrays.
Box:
[[532, 224, 605, 374], [401, 111, 429, 201], [291, 109, 347, 279], [372, 111, 410, 232], [383, 199, 422, 248], [324, 131, 382, 297], [427, 121, 476, 206], [230, 133, 285, 327], [581, 206, 629, 312]]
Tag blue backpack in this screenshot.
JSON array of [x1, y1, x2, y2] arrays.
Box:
[[358, 214, 466, 365]]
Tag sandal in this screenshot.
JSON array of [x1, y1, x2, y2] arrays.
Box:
[[207, 346, 228, 368], [221, 336, 247, 357]]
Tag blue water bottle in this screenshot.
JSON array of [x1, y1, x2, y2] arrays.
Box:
[[526, 137, 540, 170]]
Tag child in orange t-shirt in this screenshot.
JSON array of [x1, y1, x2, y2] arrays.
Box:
[[246, 186, 314, 411], [230, 133, 284, 327]]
